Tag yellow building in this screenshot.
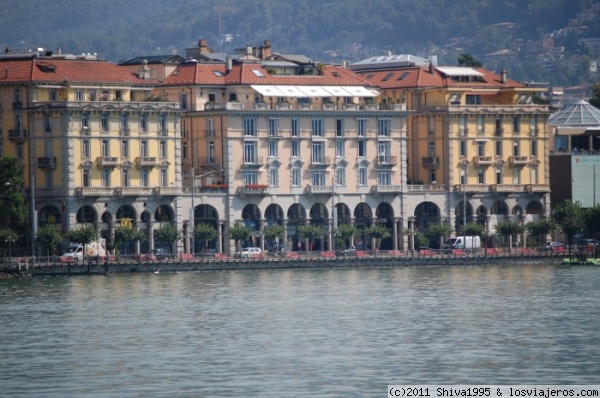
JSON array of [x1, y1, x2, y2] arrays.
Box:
[[0, 52, 181, 255], [352, 56, 551, 246], [160, 45, 411, 253]]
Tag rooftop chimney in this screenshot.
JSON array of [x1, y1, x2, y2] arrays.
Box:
[[261, 40, 272, 60], [501, 68, 507, 84], [226, 57, 232, 74]]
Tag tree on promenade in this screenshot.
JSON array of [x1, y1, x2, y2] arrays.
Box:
[[153, 224, 181, 255], [297, 225, 324, 253], [526, 219, 557, 247], [552, 200, 585, 248], [193, 223, 218, 253], [0, 157, 26, 227], [67, 225, 98, 263], [335, 224, 359, 250], [36, 224, 62, 263], [0, 227, 19, 262], [584, 204, 600, 238], [495, 220, 524, 248], [424, 222, 452, 249], [461, 222, 485, 238], [113, 223, 146, 256], [263, 224, 285, 251], [364, 224, 391, 251], [228, 224, 253, 255]]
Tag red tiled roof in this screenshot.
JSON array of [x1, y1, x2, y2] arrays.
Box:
[[357, 66, 526, 90], [162, 62, 377, 87], [0, 57, 158, 85]]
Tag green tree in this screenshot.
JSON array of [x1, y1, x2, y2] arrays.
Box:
[[228, 224, 253, 255], [424, 222, 453, 249], [297, 225, 324, 253], [414, 231, 430, 249], [113, 225, 146, 256], [335, 224, 359, 250], [495, 221, 524, 248], [193, 223, 218, 253], [363, 225, 391, 251], [526, 219, 557, 246], [457, 53, 483, 67], [263, 224, 285, 250], [0, 227, 19, 261], [67, 225, 98, 262], [36, 224, 63, 263], [0, 157, 26, 226], [461, 222, 485, 237], [153, 224, 181, 253], [553, 200, 586, 247]]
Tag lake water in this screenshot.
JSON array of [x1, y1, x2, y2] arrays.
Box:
[[1, 263, 599, 397]]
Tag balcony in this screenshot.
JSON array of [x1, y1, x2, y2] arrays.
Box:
[[8, 129, 25, 141], [37, 157, 57, 169], [375, 155, 398, 167], [153, 187, 182, 196], [240, 156, 264, 169], [472, 156, 493, 166], [117, 187, 155, 196], [508, 156, 529, 167], [371, 185, 401, 194], [309, 156, 331, 168], [136, 156, 158, 168], [237, 185, 269, 196], [305, 184, 333, 195], [96, 157, 119, 167], [30, 100, 180, 110], [75, 187, 116, 197], [275, 102, 292, 110], [421, 156, 440, 168]]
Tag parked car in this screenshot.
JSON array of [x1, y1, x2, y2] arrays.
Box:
[[240, 247, 262, 258], [539, 241, 564, 252], [335, 247, 356, 257]]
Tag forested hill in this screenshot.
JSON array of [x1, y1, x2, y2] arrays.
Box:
[[0, 0, 598, 86]]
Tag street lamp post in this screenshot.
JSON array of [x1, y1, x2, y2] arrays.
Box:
[[461, 164, 467, 251]]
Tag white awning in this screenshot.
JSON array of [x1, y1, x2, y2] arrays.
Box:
[[296, 86, 333, 97], [342, 86, 379, 97], [322, 86, 355, 96], [250, 85, 285, 97], [274, 85, 308, 97]]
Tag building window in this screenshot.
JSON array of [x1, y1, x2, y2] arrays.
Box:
[[180, 93, 187, 109], [82, 140, 91, 159], [311, 171, 325, 186], [182, 144, 188, 159], [101, 140, 109, 157], [358, 140, 367, 157], [466, 95, 481, 105], [159, 140, 167, 158], [45, 170, 53, 189], [428, 116, 435, 134], [495, 117, 503, 136], [269, 139, 278, 158], [378, 171, 391, 186], [76, 90, 83, 101], [459, 115, 467, 136], [477, 115, 484, 134], [120, 114, 129, 134], [115, 90, 122, 101], [269, 167, 279, 187], [44, 113, 52, 132], [49, 90, 56, 101], [243, 118, 257, 136], [311, 119, 323, 137], [160, 168, 168, 187], [531, 166, 538, 184], [244, 141, 257, 163], [292, 168, 301, 187], [208, 142, 215, 164], [336, 119, 344, 137], [140, 140, 148, 157], [513, 141, 520, 156], [140, 114, 147, 133], [378, 119, 391, 136], [291, 140, 300, 158], [495, 140, 502, 157], [478, 167, 485, 184], [429, 169, 436, 184], [159, 114, 168, 136], [312, 142, 325, 163], [336, 167, 346, 186], [291, 119, 300, 137], [336, 140, 344, 158], [460, 140, 466, 157], [0, 141, 3, 157], [102, 169, 110, 187], [531, 140, 537, 157], [244, 172, 258, 186], [122, 168, 130, 187], [269, 119, 279, 136], [460, 168, 466, 185], [530, 116, 537, 135], [101, 113, 109, 132], [82, 169, 91, 187], [357, 119, 367, 137], [141, 169, 149, 187], [89, 90, 96, 101], [358, 166, 367, 186], [513, 167, 520, 184], [378, 142, 390, 163], [513, 115, 521, 133], [496, 168, 502, 184], [206, 118, 214, 137], [81, 114, 89, 133], [121, 140, 129, 158], [478, 142, 485, 157]]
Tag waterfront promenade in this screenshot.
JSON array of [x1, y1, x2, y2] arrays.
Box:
[[0, 249, 571, 278]]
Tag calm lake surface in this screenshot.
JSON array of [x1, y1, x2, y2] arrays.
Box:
[[1, 263, 599, 397]]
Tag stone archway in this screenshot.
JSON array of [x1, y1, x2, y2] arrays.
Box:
[[76, 205, 97, 224], [287, 203, 306, 251], [242, 204, 262, 248], [413, 201, 440, 232], [375, 202, 395, 250], [354, 202, 373, 250]]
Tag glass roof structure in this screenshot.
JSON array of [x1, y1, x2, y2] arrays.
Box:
[[549, 100, 600, 127]]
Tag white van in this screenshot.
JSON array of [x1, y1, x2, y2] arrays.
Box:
[[444, 236, 481, 252]]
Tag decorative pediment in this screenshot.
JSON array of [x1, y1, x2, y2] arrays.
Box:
[[291, 158, 305, 168], [494, 159, 505, 167], [121, 160, 133, 168], [357, 158, 371, 167], [81, 160, 94, 168], [268, 158, 282, 168], [335, 158, 349, 168], [457, 159, 470, 168], [159, 160, 171, 167]]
